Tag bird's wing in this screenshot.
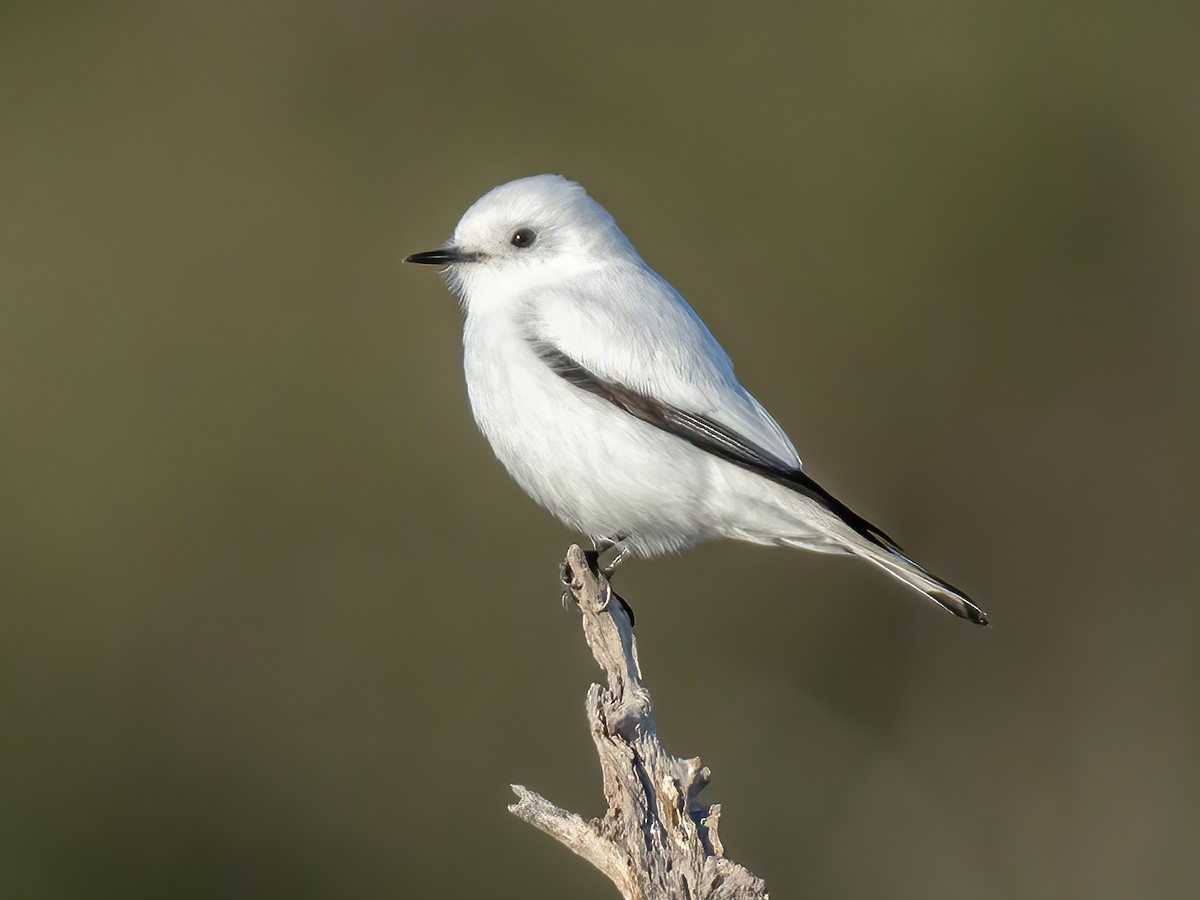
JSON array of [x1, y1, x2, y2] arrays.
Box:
[[523, 270, 986, 626], [529, 339, 903, 555], [526, 263, 802, 469]]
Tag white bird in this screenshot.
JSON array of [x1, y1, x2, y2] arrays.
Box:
[[407, 175, 987, 625]]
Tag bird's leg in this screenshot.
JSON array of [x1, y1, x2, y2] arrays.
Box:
[[595, 533, 636, 624], [586, 536, 615, 576], [600, 544, 631, 578], [591, 532, 630, 579]]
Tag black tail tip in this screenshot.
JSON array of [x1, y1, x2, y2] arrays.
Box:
[[965, 607, 991, 628], [933, 591, 990, 627]]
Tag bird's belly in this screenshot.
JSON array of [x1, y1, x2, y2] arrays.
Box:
[[465, 349, 721, 555]]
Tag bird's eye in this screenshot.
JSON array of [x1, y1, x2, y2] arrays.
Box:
[[510, 227, 537, 248]]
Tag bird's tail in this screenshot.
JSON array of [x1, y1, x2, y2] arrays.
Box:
[[757, 463, 986, 624], [849, 540, 989, 626]]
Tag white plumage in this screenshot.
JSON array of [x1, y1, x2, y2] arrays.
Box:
[[407, 175, 987, 625]]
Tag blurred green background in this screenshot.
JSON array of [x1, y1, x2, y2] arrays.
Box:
[[2, 1, 1197, 897]]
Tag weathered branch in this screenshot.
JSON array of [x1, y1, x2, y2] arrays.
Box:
[[509, 545, 768, 900]]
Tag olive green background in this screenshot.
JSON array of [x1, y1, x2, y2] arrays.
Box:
[[2, 2, 1197, 898]]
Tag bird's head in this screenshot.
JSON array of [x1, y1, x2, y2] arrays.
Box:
[[406, 175, 639, 308]]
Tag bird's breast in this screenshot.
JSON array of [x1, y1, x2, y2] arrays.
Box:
[[460, 315, 721, 552]]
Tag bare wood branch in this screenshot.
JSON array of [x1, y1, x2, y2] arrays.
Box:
[[509, 545, 768, 900]]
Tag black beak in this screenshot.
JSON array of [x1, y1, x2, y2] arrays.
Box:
[[404, 246, 477, 266]]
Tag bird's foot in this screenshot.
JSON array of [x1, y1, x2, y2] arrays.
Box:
[[560, 544, 636, 627], [591, 533, 631, 579], [559, 556, 579, 612]]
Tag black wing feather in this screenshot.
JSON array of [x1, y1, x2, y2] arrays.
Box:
[[530, 340, 903, 555]]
